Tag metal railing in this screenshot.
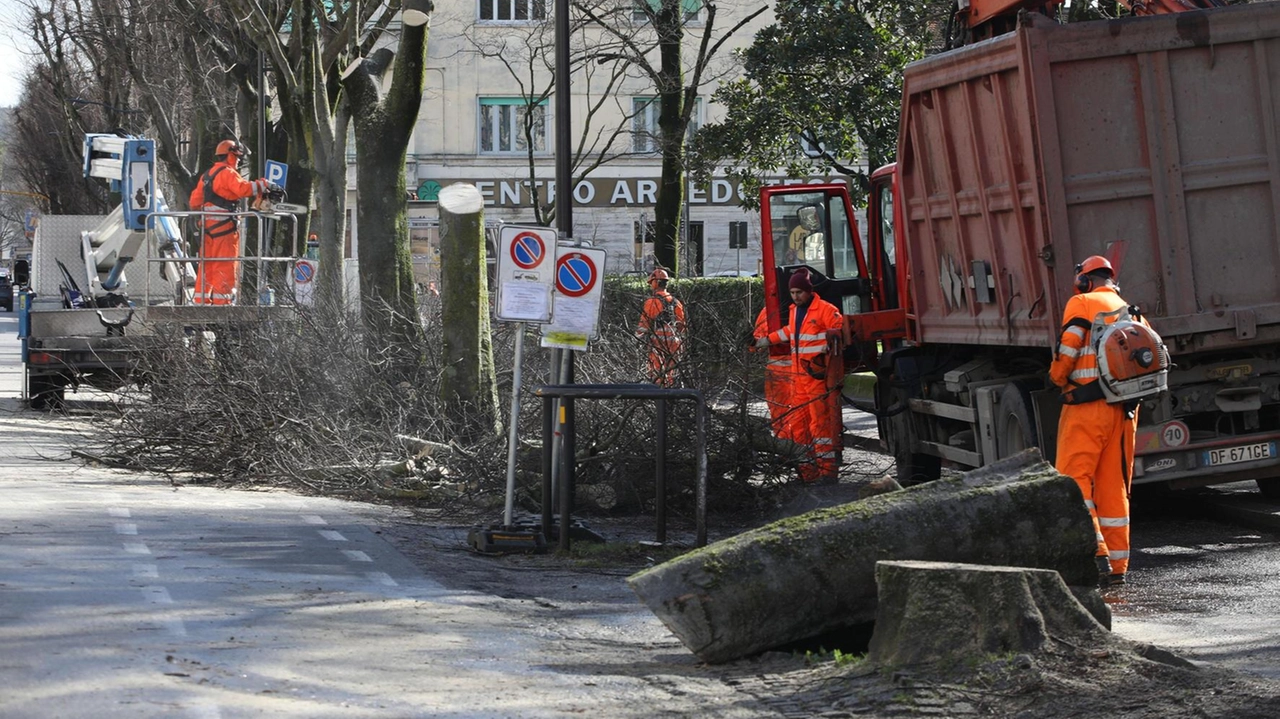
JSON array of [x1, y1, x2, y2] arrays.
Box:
[[142, 209, 299, 307], [534, 383, 707, 551]]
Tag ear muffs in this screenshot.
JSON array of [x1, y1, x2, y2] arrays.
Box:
[[1074, 264, 1093, 294]]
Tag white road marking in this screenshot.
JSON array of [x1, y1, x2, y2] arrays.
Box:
[[164, 617, 189, 637], [123, 542, 151, 555], [301, 514, 327, 525], [187, 703, 221, 719], [114, 523, 138, 535], [341, 550, 372, 562], [366, 571, 399, 587], [133, 563, 159, 578], [318, 530, 347, 542], [142, 586, 174, 604], [108, 507, 131, 518]]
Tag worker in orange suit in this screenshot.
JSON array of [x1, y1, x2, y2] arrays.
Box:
[[756, 269, 846, 483], [636, 268, 686, 386], [188, 140, 282, 305], [752, 306, 799, 442], [1050, 255, 1141, 587]]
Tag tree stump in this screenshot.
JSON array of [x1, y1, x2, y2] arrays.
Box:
[[627, 449, 1102, 664], [437, 183, 499, 433], [867, 560, 1110, 668]]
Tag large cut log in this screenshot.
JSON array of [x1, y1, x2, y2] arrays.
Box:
[[626, 449, 1100, 664], [867, 561, 1110, 668]]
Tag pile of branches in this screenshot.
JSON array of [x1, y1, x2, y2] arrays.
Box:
[[80, 277, 884, 522]]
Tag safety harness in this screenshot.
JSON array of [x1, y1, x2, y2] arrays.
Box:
[[199, 166, 239, 238]]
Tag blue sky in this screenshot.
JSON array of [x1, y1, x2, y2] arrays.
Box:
[[0, 0, 32, 107]]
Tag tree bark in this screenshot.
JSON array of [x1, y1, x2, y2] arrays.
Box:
[[626, 450, 1100, 663], [867, 561, 1111, 669], [652, 0, 686, 274], [437, 183, 499, 435]]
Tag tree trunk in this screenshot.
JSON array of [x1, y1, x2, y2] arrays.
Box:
[[867, 561, 1111, 669], [626, 450, 1100, 664], [651, 0, 686, 274], [437, 183, 499, 435], [346, 19, 428, 356]]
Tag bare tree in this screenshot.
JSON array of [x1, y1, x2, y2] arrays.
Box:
[[581, 0, 768, 275], [455, 0, 639, 227]]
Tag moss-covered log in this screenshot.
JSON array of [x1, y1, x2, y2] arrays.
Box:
[[626, 449, 1099, 663]]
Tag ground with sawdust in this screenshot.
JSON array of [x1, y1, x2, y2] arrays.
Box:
[[373, 477, 1280, 719]]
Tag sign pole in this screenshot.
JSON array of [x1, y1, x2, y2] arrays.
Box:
[[502, 324, 526, 527]]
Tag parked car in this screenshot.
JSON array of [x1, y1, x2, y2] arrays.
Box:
[[0, 275, 12, 312]]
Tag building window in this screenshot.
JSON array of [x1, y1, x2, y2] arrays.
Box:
[[479, 98, 548, 154], [479, 0, 545, 21], [632, 0, 701, 23], [632, 96, 702, 153], [634, 219, 656, 270]]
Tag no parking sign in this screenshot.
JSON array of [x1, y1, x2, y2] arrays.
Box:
[[292, 258, 317, 306], [495, 225, 556, 323], [541, 244, 606, 350]]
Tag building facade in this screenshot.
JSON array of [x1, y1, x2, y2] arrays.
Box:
[[344, 0, 849, 286]]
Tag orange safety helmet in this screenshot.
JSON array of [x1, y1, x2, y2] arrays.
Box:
[[215, 139, 249, 159], [1074, 255, 1114, 294], [648, 268, 671, 287]]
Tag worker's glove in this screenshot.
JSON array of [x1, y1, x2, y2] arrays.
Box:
[[753, 336, 771, 349]]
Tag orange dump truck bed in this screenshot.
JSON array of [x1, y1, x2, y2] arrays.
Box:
[[899, 4, 1280, 355]]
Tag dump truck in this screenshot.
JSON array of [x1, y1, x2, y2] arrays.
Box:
[[760, 3, 1280, 496]]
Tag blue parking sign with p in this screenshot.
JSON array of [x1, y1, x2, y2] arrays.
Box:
[[265, 160, 288, 188]]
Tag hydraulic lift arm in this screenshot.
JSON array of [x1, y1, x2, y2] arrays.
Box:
[[80, 133, 193, 306]]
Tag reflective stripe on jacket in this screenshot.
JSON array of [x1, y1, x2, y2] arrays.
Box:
[[767, 296, 844, 379], [1049, 286, 1128, 395]]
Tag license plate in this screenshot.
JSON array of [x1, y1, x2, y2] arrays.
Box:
[[1203, 442, 1277, 467]]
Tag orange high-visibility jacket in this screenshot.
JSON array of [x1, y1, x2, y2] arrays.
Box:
[[637, 290, 686, 343], [1050, 286, 1129, 396], [189, 161, 269, 236], [766, 296, 845, 380]]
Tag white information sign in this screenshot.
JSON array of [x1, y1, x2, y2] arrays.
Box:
[[540, 244, 607, 350], [495, 224, 557, 323]]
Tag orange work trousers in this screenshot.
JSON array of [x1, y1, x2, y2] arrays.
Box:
[[764, 358, 800, 442], [790, 374, 842, 483], [646, 339, 682, 387], [194, 230, 240, 306], [1055, 399, 1137, 576]]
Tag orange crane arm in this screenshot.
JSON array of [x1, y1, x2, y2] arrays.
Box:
[[963, 0, 1225, 30], [962, 0, 1063, 28], [1120, 0, 1227, 15]]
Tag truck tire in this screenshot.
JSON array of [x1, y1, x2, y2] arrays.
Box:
[[1257, 479, 1280, 500], [884, 384, 942, 485], [878, 356, 943, 486], [28, 374, 66, 411], [895, 448, 942, 487], [996, 381, 1039, 461]]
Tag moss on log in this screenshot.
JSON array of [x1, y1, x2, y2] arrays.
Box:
[[626, 449, 1099, 664]]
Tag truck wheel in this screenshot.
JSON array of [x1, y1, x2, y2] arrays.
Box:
[[1257, 479, 1280, 500], [996, 381, 1039, 461], [28, 375, 66, 411], [895, 449, 941, 486]]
